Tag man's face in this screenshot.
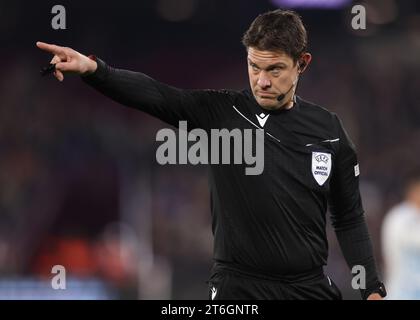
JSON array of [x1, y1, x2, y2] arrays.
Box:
[[247, 47, 299, 110]]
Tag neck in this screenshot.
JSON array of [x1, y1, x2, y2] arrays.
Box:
[[282, 100, 295, 110], [277, 94, 296, 110]]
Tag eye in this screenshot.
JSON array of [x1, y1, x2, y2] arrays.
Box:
[[270, 67, 281, 76], [250, 64, 260, 72]]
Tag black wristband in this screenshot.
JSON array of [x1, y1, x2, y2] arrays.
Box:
[[362, 282, 387, 299]]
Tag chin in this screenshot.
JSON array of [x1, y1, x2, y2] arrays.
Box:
[[256, 98, 278, 110]]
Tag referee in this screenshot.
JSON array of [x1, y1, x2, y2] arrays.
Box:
[[37, 9, 386, 300]]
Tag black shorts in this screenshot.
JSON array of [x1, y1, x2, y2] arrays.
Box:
[[207, 262, 342, 300]]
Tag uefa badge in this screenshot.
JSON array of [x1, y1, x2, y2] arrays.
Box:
[[311, 152, 332, 186]]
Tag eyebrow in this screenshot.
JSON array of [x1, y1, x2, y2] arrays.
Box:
[[248, 59, 287, 70]]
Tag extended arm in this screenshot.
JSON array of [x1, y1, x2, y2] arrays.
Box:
[[36, 41, 230, 129]]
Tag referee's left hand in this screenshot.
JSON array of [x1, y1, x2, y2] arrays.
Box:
[[367, 293, 382, 300]]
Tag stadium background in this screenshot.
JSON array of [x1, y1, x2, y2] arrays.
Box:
[[1, 0, 419, 299]]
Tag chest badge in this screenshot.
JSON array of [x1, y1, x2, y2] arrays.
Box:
[[311, 152, 332, 186], [256, 113, 269, 127]]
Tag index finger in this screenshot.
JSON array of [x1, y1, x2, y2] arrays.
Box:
[[36, 41, 65, 56]]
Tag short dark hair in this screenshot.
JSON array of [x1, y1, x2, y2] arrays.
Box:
[[242, 9, 308, 63]]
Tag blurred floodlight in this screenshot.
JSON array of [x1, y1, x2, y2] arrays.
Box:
[[365, 0, 398, 25], [271, 0, 352, 9], [157, 0, 197, 22]]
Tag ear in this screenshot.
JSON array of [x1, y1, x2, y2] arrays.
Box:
[[298, 53, 312, 74]]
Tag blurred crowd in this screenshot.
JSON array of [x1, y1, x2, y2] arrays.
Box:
[[1, 0, 420, 299]]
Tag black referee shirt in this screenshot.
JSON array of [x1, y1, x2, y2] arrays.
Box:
[[82, 58, 382, 297]]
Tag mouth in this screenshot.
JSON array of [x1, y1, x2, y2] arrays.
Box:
[[257, 93, 276, 99]]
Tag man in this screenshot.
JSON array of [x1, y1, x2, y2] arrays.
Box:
[[382, 175, 420, 299], [37, 9, 385, 300]]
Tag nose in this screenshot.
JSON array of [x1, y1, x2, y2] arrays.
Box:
[[257, 73, 271, 89]]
